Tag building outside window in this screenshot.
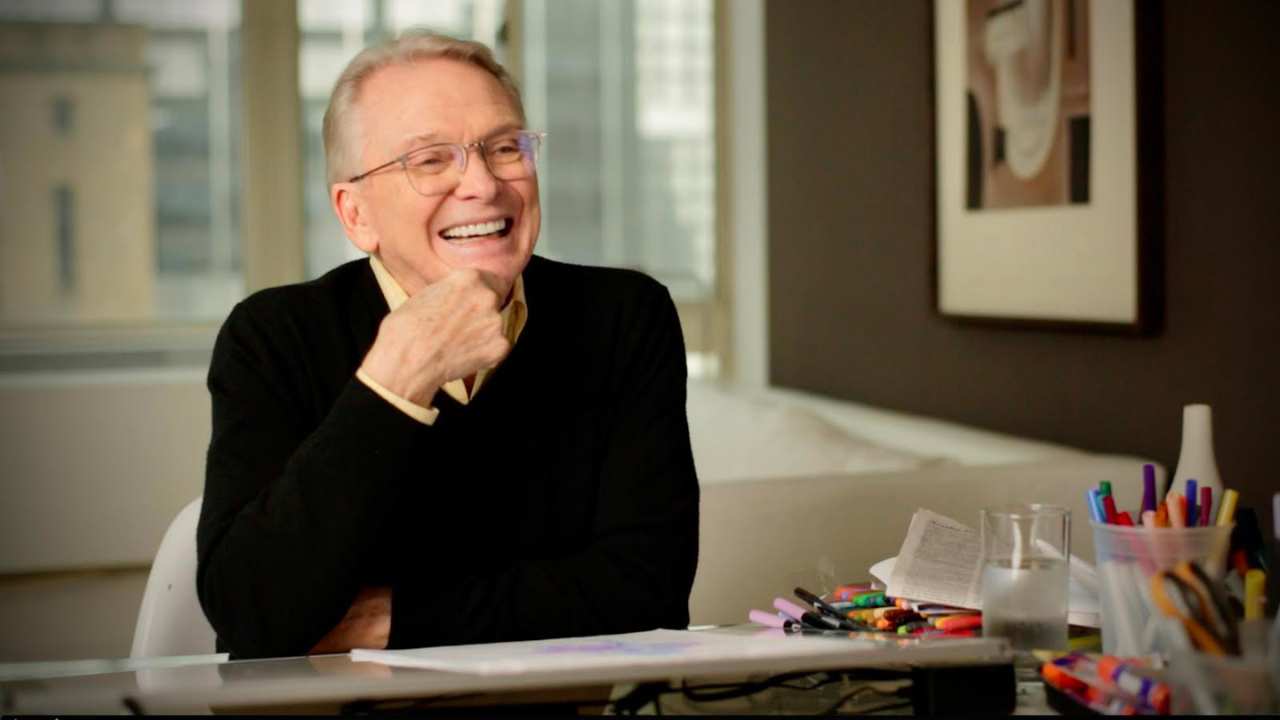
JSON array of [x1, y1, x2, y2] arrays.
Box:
[[1, 0, 719, 373]]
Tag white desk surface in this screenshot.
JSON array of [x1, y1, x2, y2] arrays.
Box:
[[0, 626, 1012, 714]]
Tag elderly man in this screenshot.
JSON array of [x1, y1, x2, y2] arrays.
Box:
[[196, 32, 699, 659]]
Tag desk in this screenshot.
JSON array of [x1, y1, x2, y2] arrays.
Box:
[[0, 627, 1021, 715]]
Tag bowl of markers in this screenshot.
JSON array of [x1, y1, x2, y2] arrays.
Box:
[[1087, 465, 1236, 658]]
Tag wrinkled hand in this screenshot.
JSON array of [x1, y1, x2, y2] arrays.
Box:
[[359, 268, 511, 406], [309, 586, 392, 654]]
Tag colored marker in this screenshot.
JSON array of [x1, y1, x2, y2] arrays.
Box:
[[1096, 656, 1171, 714], [1099, 481, 1112, 498], [897, 621, 932, 635], [849, 592, 889, 608], [749, 609, 801, 631], [774, 597, 840, 630], [1217, 489, 1239, 527], [1116, 511, 1135, 527], [1245, 570, 1266, 620], [1198, 487, 1213, 527], [845, 608, 878, 623], [1167, 492, 1185, 528], [1155, 502, 1169, 528], [1102, 494, 1119, 524], [831, 584, 875, 601], [936, 614, 982, 631], [1141, 464, 1157, 514], [873, 607, 910, 621], [1185, 480, 1198, 528], [794, 586, 860, 630], [1141, 510, 1156, 527], [1086, 489, 1105, 524]]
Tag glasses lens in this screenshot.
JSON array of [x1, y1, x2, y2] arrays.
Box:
[[403, 145, 459, 196], [486, 132, 541, 181]]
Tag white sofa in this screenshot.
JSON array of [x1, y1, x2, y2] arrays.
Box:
[[685, 381, 1156, 626]]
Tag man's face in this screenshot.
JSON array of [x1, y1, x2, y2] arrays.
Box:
[[346, 58, 540, 298]]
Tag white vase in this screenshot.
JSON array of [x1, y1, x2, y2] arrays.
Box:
[[1170, 404, 1223, 524]]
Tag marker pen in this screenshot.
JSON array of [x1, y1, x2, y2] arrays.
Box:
[[1141, 464, 1157, 514], [935, 614, 982, 631], [1185, 479, 1198, 528], [1086, 489, 1104, 524], [748, 609, 801, 632], [1101, 494, 1119, 524], [794, 586, 858, 629], [774, 597, 840, 631], [1216, 489, 1239, 526], [1167, 492, 1185, 528]]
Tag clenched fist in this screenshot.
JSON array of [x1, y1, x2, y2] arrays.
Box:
[[359, 268, 512, 406], [309, 586, 391, 654]]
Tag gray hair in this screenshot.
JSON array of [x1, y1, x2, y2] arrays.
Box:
[[322, 30, 525, 185]]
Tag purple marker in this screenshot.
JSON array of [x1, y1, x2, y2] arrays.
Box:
[[1142, 464, 1157, 514]]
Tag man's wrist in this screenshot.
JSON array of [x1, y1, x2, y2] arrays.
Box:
[[356, 367, 440, 425]]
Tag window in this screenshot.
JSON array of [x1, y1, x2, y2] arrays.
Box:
[[0, 0, 721, 373], [0, 0, 241, 368]]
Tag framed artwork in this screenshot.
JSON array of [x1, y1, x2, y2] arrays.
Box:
[[933, 0, 1162, 332]]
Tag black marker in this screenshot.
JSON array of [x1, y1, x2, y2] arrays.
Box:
[[795, 586, 861, 631]]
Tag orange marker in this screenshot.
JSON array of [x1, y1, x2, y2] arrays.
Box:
[[1154, 502, 1169, 528], [936, 614, 982, 632], [1167, 492, 1185, 528]]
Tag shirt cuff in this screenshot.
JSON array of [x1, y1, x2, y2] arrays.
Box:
[[355, 368, 439, 425]]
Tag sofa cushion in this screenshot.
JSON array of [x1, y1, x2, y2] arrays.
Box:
[[686, 381, 928, 483]]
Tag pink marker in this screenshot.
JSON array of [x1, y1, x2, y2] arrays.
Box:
[[749, 609, 787, 628], [773, 597, 811, 622]]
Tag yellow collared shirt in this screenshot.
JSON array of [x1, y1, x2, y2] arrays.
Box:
[[355, 255, 527, 425]]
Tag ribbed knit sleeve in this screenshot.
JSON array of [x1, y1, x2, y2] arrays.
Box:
[[197, 300, 423, 658]]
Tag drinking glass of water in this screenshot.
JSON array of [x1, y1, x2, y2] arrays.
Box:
[[980, 504, 1071, 651]]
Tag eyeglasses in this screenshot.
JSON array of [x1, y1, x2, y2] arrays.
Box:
[[348, 130, 546, 197]]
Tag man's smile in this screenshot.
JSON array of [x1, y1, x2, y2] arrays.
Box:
[[439, 217, 514, 242]]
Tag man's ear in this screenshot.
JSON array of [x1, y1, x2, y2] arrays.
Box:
[[331, 183, 379, 254]]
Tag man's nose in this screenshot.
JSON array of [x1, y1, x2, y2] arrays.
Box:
[[452, 147, 501, 200]]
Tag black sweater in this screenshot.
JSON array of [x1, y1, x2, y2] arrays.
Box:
[[196, 255, 700, 659]]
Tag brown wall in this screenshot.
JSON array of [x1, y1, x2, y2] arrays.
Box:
[[766, 1, 1279, 531]]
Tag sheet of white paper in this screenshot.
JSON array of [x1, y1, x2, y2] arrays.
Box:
[[350, 629, 999, 676], [869, 556, 894, 587], [887, 509, 984, 609]]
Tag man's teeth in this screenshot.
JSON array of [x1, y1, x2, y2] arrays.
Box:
[[442, 220, 506, 239]]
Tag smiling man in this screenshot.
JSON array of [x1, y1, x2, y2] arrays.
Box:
[[196, 32, 700, 659]]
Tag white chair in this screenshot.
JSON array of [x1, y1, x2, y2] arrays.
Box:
[[131, 497, 218, 658]]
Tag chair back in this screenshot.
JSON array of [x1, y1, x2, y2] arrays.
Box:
[[130, 497, 216, 658]]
